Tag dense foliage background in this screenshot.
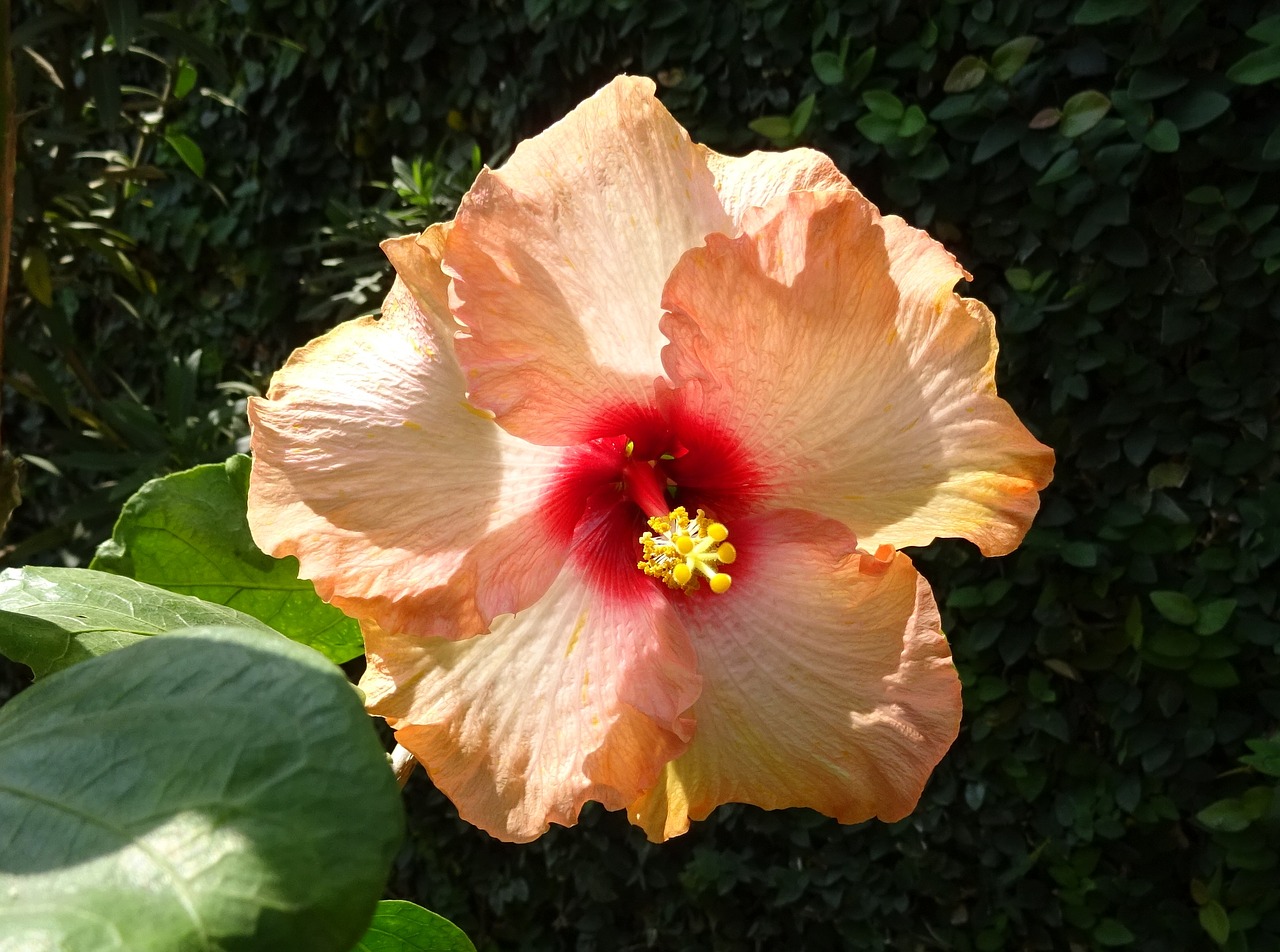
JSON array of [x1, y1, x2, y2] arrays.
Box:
[[4, 0, 1279, 949]]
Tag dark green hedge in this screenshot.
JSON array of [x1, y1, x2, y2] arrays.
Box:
[[6, 0, 1280, 949]]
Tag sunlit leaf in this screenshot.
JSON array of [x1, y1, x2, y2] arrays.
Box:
[[991, 36, 1037, 82], [943, 54, 987, 93], [1199, 901, 1230, 946], [91, 456, 363, 663], [1060, 90, 1111, 137], [0, 566, 277, 677], [173, 59, 198, 98], [354, 901, 478, 952], [748, 115, 792, 140], [0, 626, 403, 952], [164, 130, 205, 176]]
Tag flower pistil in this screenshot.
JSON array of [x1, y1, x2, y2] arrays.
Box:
[[638, 506, 737, 594]]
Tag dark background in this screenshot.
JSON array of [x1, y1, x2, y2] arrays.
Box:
[[4, 0, 1279, 949]]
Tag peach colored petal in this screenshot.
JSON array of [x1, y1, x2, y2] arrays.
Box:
[[361, 505, 701, 842], [699, 143, 852, 225], [248, 256, 577, 639], [381, 224, 452, 324], [628, 509, 960, 842], [660, 189, 1054, 556], [445, 75, 732, 445]]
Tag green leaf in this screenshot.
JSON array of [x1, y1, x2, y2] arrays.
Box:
[[0, 626, 403, 951], [1143, 118, 1180, 153], [1166, 89, 1230, 131], [1148, 628, 1199, 659], [1074, 0, 1147, 25], [0, 566, 278, 678], [1198, 900, 1230, 945], [811, 51, 844, 85], [943, 55, 987, 93], [173, 60, 198, 99], [1226, 45, 1280, 86], [1195, 598, 1237, 636], [1006, 267, 1033, 291], [790, 93, 816, 136], [1125, 597, 1144, 647], [164, 130, 205, 177], [1148, 460, 1189, 489], [354, 901, 478, 952], [137, 15, 230, 88], [1197, 798, 1251, 833], [1189, 660, 1239, 688], [1037, 149, 1079, 185], [846, 45, 876, 87], [991, 36, 1037, 82], [973, 119, 1022, 162], [748, 115, 793, 140], [1061, 541, 1098, 568], [1247, 14, 1280, 44], [855, 113, 900, 145], [862, 89, 904, 120], [1149, 590, 1198, 625], [898, 104, 927, 138], [1241, 737, 1280, 777], [1265, 125, 1280, 161], [1127, 68, 1187, 100], [1094, 918, 1135, 946], [91, 457, 363, 663], [1060, 90, 1111, 137], [21, 247, 53, 307], [103, 0, 140, 47]]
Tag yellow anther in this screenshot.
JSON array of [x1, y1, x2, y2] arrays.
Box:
[[636, 506, 736, 595]]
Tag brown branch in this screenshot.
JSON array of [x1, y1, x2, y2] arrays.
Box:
[[1, 0, 15, 450]]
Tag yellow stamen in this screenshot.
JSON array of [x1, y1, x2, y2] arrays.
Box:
[[637, 506, 736, 594]]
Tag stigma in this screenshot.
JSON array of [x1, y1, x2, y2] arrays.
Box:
[[638, 507, 736, 594]]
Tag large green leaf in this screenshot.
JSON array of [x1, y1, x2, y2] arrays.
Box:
[[91, 456, 363, 662], [353, 901, 477, 952], [0, 566, 278, 677], [0, 625, 403, 951]]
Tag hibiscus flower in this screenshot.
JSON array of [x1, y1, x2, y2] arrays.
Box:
[[247, 76, 1053, 843]]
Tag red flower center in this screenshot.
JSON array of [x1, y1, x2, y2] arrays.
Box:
[[541, 405, 767, 597]]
